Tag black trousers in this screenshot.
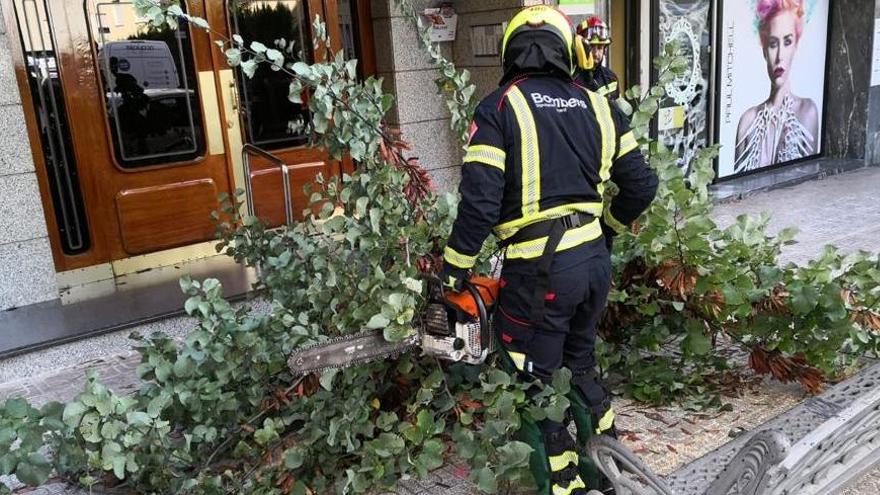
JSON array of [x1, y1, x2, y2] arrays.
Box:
[[497, 239, 613, 430]]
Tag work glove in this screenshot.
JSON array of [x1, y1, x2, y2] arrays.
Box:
[[438, 263, 468, 292]]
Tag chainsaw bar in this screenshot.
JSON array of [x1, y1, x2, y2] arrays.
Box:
[[287, 331, 420, 376]]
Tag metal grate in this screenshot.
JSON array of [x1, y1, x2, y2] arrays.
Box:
[[13, 0, 90, 254]]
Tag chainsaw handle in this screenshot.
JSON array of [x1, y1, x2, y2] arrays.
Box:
[[462, 280, 491, 351]]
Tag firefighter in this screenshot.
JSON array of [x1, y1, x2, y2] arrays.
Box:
[[575, 16, 620, 100], [438, 6, 658, 495]]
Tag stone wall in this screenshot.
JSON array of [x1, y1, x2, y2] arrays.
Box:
[[371, 0, 462, 192], [0, 4, 58, 311], [823, 0, 872, 161], [866, 1, 880, 165], [370, 0, 524, 193], [451, 0, 521, 100]]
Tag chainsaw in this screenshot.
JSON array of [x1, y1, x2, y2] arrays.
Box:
[[287, 276, 500, 375]]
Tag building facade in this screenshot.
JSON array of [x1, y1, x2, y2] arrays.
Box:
[[0, 0, 878, 354]]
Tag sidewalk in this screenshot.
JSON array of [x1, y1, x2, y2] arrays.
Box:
[[3, 167, 880, 494]]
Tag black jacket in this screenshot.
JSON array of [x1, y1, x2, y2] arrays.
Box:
[[442, 74, 657, 270], [575, 64, 620, 100]]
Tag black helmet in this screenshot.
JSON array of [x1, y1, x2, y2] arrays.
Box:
[[500, 6, 575, 83]]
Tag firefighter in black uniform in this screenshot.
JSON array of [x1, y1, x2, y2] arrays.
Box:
[[438, 6, 658, 495], [574, 16, 619, 100]]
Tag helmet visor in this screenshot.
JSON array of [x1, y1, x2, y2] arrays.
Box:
[[586, 25, 610, 43]]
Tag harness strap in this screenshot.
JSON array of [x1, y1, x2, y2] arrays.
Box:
[[530, 217, 567, 326]]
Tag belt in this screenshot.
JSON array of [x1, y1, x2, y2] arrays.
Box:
[[500, 212, 596, 248]]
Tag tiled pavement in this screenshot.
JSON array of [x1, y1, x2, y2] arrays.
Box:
[[4, 167, 880, 494]]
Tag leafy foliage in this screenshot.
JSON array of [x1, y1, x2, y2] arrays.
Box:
[[3, 4, 880, 495], [599, 44, 880, 403]]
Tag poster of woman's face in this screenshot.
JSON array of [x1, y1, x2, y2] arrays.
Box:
[[717, 0, 829, 179]]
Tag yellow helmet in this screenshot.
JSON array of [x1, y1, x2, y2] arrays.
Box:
[[500, 6, 576, 80], [500, 6, 594, 83]]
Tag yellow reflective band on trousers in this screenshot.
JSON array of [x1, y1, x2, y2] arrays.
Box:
[[506, 219, 603, 260], [549, 451, 579, 471], [552, 476, 587, 495], [508, 351, 527, 371], [617, 131, 638, 158], [595, 408, 615, 434], [507, 87, 541, 219], [493, 202, 603, 241], [465, 145, 506, 172], [588, 91, 616, 198], [443, 246, 477, 269], [603, 209, 628, 235]]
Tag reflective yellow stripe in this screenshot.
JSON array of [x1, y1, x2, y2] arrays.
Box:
[[443, 246, 477, 269], [507, 87, 541, 218], [603, 209, 628, 235], [506, 219, 603, 260], [552, 476, 586, 495], [465, 144, 506, 172], [588, 91, 616, 199], [493, 202, 603, 241], [508, 351, 527, 371], [597, 80, 618, 96], [617, 131, 638, 158], [548, 451, 579, 471], [595, 408, 615, 434]]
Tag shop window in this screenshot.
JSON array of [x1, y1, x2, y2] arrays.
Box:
[[230, 0, 311, 150], [86, 1, 206, 168], [14, 0, 91, 254]]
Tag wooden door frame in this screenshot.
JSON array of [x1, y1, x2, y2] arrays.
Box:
[[355, 0, 376, 77], [2, 0, 105, 271]]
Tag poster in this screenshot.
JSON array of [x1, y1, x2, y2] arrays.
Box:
[[717, 0, 830, 179]]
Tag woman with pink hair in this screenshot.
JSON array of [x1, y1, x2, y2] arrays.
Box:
[[734, 0, 819, 173]]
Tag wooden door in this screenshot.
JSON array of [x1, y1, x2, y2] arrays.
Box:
[[6, 0, 239, 270], [215, 0, 373, 227], [5, 0, 375, 271]]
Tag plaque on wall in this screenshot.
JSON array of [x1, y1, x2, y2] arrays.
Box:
[[471, 24, 504, 58]]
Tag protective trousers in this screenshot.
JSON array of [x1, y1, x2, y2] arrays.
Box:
[[496, 241, 614, 495]]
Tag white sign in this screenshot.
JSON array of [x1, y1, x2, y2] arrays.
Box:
[[558, 0, 596, 16], [423, 6, 458, 43], [872, 19, 880, 86], [716, 0, 829, 179]]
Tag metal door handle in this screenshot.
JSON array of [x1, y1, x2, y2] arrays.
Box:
[[229, 81, 239, 112]]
